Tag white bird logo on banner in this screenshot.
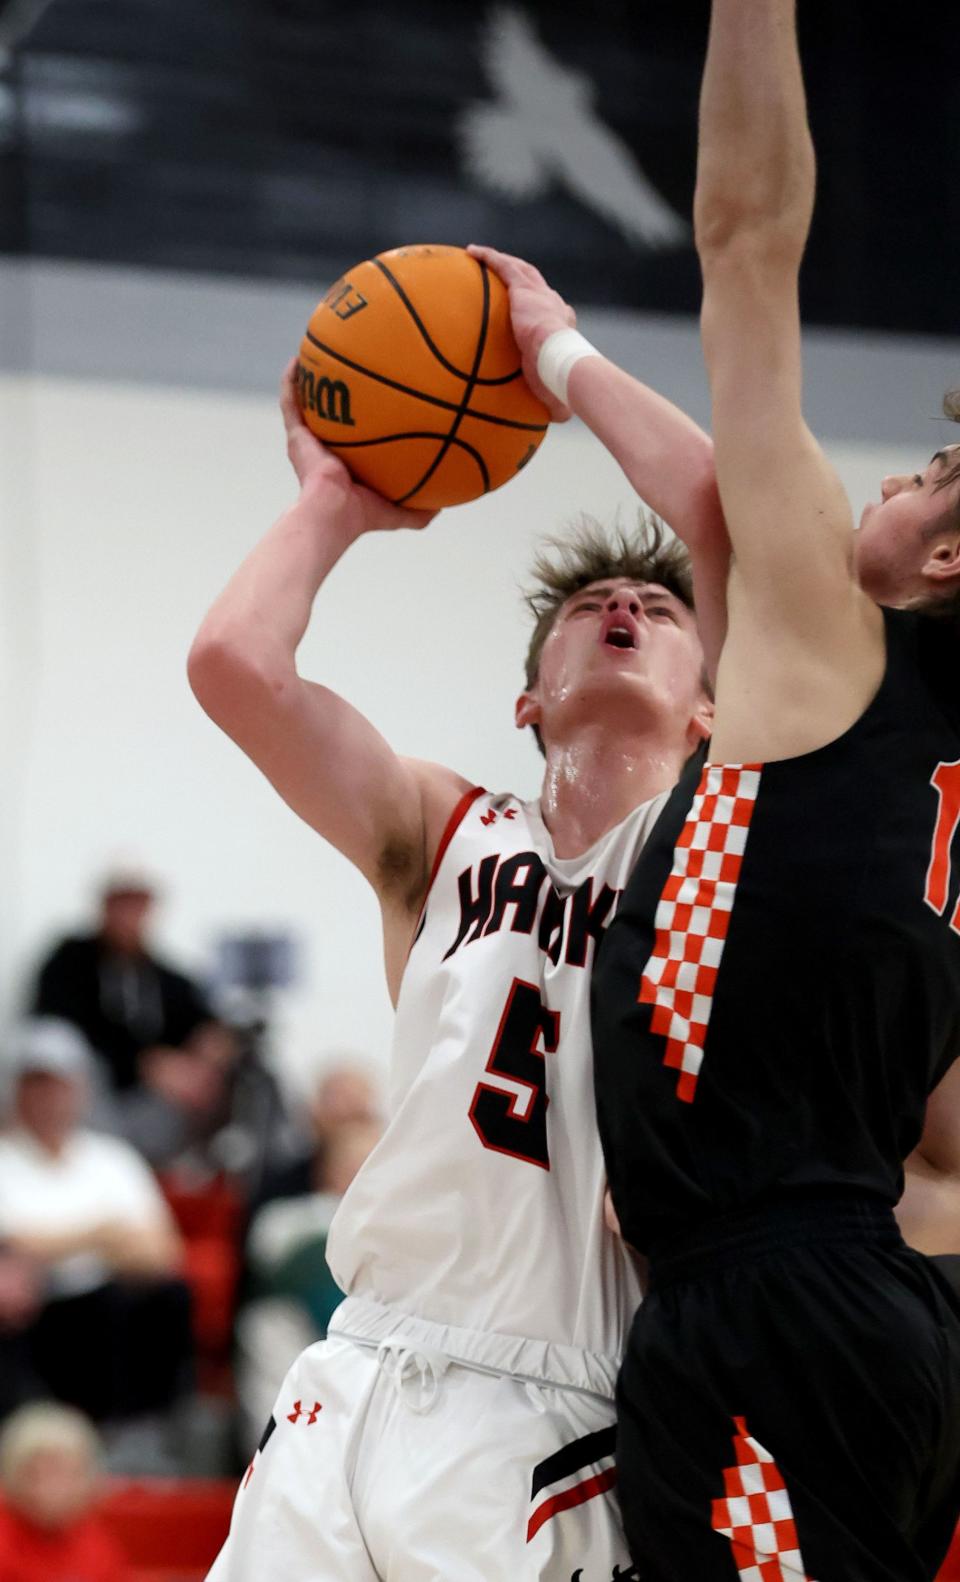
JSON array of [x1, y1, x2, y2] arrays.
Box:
[[457, 6, 687, 249]]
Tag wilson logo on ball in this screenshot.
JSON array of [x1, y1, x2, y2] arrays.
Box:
[[297, 367, 355, 428]]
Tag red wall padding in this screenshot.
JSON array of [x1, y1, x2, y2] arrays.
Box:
[[100, 1478, 235, 1581]]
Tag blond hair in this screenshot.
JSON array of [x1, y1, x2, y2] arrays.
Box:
[[0, 1402, 101, 1491]]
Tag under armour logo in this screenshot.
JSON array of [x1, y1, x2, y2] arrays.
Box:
[[287, 1399, 323, 1425]]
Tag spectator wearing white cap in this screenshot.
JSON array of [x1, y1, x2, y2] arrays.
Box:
[[0, 1018, 193, 1426]]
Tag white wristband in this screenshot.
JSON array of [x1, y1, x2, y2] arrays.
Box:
[[536, 329, 600, 405]]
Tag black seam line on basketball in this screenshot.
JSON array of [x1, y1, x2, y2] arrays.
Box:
[[371, 257, 523, 387], [530, 1426, 617, 1500], [324, 431, 491, 492], [303, 333, 547, 434], [394, 260, 492, 505]]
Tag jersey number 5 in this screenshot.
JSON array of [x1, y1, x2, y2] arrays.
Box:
[[469, 978, 560, 1170], [925, 760, 960, 935]]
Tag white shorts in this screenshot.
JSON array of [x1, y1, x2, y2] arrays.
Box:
[[207, 1297, 633, 1582]]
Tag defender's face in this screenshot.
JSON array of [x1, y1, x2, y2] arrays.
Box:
[[527, 578, 707, 745], [856, 446, 960, 603]]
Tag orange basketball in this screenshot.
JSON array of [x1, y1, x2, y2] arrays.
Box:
[[296, 245, 550, 510]]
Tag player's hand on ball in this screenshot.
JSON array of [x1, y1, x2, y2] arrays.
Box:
[[279, 360, 435, 534], [466, 245, 574, 422]]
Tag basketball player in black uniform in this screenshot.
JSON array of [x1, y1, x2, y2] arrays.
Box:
[[591, 3, 960, 1579]]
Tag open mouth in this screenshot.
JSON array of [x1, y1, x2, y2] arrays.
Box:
[[602, 619, 639, 651]]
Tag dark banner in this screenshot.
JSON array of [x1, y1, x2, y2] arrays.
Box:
[[0, 0, 957, 337]]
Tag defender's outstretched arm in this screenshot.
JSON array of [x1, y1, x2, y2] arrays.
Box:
[[696, 0, 883, 759], [696, 0, 835, 609], [696, 0, 814, 264]]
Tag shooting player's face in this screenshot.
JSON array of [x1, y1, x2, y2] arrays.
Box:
[[518, 578, 711, 753], [856, 446, 960, 604]]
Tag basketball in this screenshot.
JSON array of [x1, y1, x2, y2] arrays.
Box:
[[295, 245, 551, 510]]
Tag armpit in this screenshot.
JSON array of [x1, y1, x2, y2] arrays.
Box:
[[377, 835, 427, 914]]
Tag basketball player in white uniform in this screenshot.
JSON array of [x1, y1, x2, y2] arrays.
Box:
[[191, 270, 720, 1579]]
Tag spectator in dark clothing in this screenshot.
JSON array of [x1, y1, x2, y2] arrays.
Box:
[[250, 1060, 382, 1217], [31, 864, 234, 1166], [0, 1249, 43, 1421]]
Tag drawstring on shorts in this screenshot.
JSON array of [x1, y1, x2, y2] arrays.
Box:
[[376, 1338, 451, 1413]]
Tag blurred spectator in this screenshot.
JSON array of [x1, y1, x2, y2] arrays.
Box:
[[0, 1248, 43, 1420], [30, 862, 235, 1166], [0, 1402, 130, 1582], [252, 1058, 382, 1213], [236, 1112, 382, 1455], [0, 1018, 194, 1427]]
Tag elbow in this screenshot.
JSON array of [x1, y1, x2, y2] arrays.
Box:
[[187, 629, 286, 731], [679, 445, 724, 526], [695, 204, 810, 275], [685, 443, 720, 506], [187, 630, 241, 721], [671, 466, 728, 561], [694, 155, 815, 271]]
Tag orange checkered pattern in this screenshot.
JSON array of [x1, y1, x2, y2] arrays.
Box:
[[711, 1415, 816, 1582], [638, 764, 761, 1102]]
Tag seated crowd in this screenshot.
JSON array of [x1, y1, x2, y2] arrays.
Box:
[[5, 864, 958, 1581], [0, 863, 383, 1575]]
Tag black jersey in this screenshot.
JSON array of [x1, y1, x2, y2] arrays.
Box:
[[592, 608, 960, 1255]]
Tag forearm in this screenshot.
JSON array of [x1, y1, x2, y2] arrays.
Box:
[[12, 1221, 184, 1278], [695, 0, 814, 254], [567, 356, 719, 541], [897, 1151, 960, 1255], [189, 478, 364, 709], [567, 354, 730, 678], [8, 1227, 97, 1264], [107, 1224, 184, 1279]]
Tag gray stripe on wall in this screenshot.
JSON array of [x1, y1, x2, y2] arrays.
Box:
[[1, 257, 958, 449]]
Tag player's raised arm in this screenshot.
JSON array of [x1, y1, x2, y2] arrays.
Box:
[[188, 363, 469, 933], [469, 244, 732, 678], [695, 0, 883, 735]]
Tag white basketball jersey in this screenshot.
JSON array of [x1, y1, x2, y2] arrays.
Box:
[[326, 785, 669, 1361]]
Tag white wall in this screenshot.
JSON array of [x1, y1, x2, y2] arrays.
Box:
[[3, 373, 663, 1088], [2, 271, 956, 1092]]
